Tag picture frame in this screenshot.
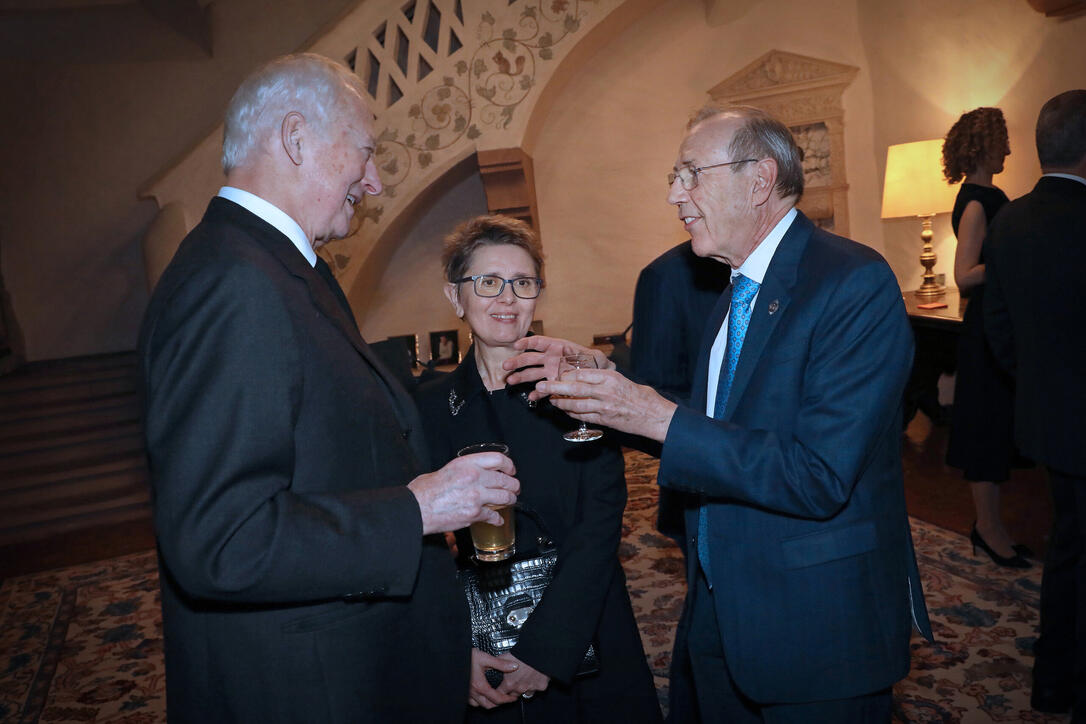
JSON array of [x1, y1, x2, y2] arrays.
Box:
[[429, 329, 459, 366]]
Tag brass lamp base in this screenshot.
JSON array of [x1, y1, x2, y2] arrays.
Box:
[[914, 213, 945, 299]]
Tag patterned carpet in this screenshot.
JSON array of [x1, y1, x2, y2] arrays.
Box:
[[0, 450, 1069, 723]]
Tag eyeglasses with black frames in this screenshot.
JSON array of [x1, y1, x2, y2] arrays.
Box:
[[667, 159, 758, 191], [454, 274, 544, 299]]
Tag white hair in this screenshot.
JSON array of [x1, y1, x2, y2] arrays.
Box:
[[221, 53, 367, 174]]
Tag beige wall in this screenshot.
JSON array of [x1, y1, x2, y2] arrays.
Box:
[[527, 0, 878, 347]]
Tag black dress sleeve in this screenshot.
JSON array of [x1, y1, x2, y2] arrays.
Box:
[[509, 438, 627, 684]]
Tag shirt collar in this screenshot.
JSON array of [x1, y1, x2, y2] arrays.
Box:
[[1042, 172, 1086, 187], [733, 207, 797, 284], [217, 186, 316, 267]]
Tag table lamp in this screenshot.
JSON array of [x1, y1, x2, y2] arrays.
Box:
[[880, 139, 960, 299]]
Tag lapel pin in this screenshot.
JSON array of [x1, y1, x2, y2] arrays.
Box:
[[768, 299, 780, 315]]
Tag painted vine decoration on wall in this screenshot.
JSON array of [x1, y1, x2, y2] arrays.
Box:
[[362, 0, 596, 225]]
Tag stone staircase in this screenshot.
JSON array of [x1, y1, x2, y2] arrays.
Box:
[[0, 352, 152, 573]]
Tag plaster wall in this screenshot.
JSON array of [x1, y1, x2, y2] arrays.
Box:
[[0, 0, 358, 361]]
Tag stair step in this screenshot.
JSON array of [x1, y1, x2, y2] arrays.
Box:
[[0, 434, 146, 480], [0, 361, 137, 394], [0, 375, 137, 414], [0, 460, 147, 507], [0, 351, 136, 385], [0, 400, 140, 441], [0, 498, 151, 548], [0, 480, 149, 528], [0, 418, 142, 456], [0, 392, 140, 427]]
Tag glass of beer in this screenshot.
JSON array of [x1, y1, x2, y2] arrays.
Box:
[[457, 442, 515, 562]]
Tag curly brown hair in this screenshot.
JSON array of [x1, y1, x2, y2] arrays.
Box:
[[942, 107, 1009, 183], [441, 214, 544, 284]]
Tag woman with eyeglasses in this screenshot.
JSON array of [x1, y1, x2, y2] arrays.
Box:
[[413, 215, 661, 722]]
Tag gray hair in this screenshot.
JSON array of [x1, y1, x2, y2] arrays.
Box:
[[222, 53, 367, 174], [687, 102, 805, 201], [1035, 89, 1086, 170]]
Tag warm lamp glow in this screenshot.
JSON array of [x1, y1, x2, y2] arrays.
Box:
[[881, 139, 960, 299], [880, 139, 960, 219]]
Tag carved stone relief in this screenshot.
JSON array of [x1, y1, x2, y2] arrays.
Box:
[[708, 50, 858, 235]]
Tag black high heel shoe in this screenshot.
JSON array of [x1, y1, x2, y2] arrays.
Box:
[[971, 525, 1031, 568], [1013, 543, 1036, 559]]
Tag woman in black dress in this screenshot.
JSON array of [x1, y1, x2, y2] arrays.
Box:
[[943, 107, 1031, 568], [414, 215, 661, 723]]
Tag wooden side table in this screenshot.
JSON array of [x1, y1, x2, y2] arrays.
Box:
[[903, 289, 965, 426]]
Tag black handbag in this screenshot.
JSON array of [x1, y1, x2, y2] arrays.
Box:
[[458, 504, 600, 687]]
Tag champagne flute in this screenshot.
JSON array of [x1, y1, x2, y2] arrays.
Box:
[[558, 353, 603, 442]]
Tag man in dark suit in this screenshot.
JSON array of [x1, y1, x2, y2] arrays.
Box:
[[631, 241, 729, 403], [629, 241, 727, 723], [983, 89, 1086, 719], [139, 54, 519, 723], [630, 241, 728, 537], [508, 104, 931, 722]]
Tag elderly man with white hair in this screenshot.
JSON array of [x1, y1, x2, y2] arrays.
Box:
[[139, 53, 519, 723]]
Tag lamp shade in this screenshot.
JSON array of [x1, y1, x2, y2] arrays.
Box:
[[880, 139, 961, 219]]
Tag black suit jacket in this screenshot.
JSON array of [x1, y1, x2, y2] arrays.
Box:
[[139, 198, 469, 723], [661, 212, 931, 702], [630, 240, 729, 402], [984, 175, 1086, 476]]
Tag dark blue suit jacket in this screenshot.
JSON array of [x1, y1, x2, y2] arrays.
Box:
[[631, 240, 729, 402], [658, 212, 932, 703]]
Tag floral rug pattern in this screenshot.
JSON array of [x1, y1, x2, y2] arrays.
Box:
[[0, 450, 1068, 722]]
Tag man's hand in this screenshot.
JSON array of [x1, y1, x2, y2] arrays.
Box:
[[539, 368, 678, 443], [408, 453, 519, 535], [503, 336, 615, 395]]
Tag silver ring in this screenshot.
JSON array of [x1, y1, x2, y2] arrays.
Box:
[[521, 692, 534, 699]]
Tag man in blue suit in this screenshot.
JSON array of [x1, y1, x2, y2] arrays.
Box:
[[508, 103, 931, 722]]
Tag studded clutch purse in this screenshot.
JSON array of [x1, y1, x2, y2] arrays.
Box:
[[458, 505, 600, 687]]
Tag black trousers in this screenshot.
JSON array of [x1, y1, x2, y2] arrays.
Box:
[[1033, 467, 1086, 717], [683, 572, 892, 723]]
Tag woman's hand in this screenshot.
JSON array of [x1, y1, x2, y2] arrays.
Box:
[[494, 652, 550, 700], [468, 648, 520, 709]]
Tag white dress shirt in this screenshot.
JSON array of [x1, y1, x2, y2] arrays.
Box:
[[705, 207, 798, 414], [217, 186, 316, 268], [1043, 172, 1086, 187]]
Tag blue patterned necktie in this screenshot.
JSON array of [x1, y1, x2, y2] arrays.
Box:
[[698, 273, 760, 587]]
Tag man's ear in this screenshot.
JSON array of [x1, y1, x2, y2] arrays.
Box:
[[751, 158, 778, 207], [443, 283, 464, 318], [281, 112, 305, 166]]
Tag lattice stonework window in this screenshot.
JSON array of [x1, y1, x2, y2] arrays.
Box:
[[351, 0, 468, 110], [708, 50, 858, 235]]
